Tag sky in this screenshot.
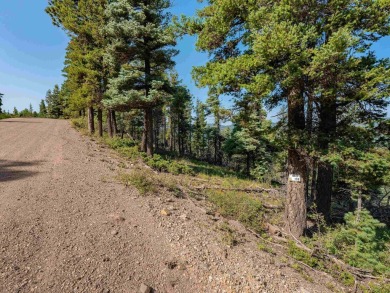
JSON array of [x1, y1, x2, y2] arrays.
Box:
[[0, 0, 389, 118]]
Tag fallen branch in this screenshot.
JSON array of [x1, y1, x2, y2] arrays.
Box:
[[193, 185, 280, 194], [287, 233, 390, 281], [250, 226, 390, 282], [263, 204, 284, 210]]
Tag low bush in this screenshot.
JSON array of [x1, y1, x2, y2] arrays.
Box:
[[207, 190, 264, 233], [143, 154, 194, 175], [71, 117, 87, 129], [106, 137, 137, 149], [0, 113, 12, 120], [118, 171, 156, 195], [324, 209, 390, 276]]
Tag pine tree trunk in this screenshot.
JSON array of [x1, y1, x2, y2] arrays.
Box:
[[111, 111, 118, 136], [285, 89, 307, 237], [145, 108, 154, 156], [97, 108, 103, 137], [316, 162, 332, 222], [88, 106, 95, 134], [310, 159, 318, 205], [142, 110, 147, 153], [154, 114, 158, 150], [246, 152, 251, 176], [214, 134, 218, 164], [286, 148, 307, 237], [107, 110, 113, 138], [163, 116, 167, 148], [316, 99, 336, 222]]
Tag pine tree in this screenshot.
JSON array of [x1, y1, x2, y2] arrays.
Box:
[[0, 92, 3, 114], [39, 100, 47, 117], [46, 85, 63, 118], [165, 76, 193, 156], [223, 95, 271, 176], [205, 93, 231, 164], [103, 0, 177, 156], [46, 0, 108, 135], [13, 107, 18, 116], [192, 100, 207, 159], [184, 0, 390, 236]]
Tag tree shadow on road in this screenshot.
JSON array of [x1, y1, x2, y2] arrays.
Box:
[[0, 121, 43, 124], [0, 160, 42, 182]]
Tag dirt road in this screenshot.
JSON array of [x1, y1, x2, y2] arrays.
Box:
[[0, 118, 334, 293]]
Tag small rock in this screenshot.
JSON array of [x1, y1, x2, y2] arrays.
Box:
[[165, 260, 177, 270], [139, 283, 153, 293], [160, 209, 171, 216], [179, 214, 189, 220], [110, 230, 119, 236], [109, 214, 126, 223]]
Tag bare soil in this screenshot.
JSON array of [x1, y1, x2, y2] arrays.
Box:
[[0, 118, 338, 293]]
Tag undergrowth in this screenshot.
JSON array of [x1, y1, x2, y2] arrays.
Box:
[[218, 222, 239, 247], [0, 113, 12, 120], [207, 190, 264, 233], [288, 209, 390, 287], [118, 171, 156, 195], [323, 209, 390, 276]]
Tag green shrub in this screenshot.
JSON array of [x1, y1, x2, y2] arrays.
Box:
[[207, 190, 264, 232], [288, 241, 324, 269], [0, 113, 12, 120], [324, 209, 390, 276], [71, 117, 87, 129], [104, 138, 140, 160], [218, 222, 239, 247], [144, 154, 194, 175], [118, 171, 156, 195], [106, 137, 136, 149], [360, 282, 390, 293]]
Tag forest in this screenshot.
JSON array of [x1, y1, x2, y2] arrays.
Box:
[[4, 0, 388, 289]]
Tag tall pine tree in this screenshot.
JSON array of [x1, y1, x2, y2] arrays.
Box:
[[103, 0, 177, 156]]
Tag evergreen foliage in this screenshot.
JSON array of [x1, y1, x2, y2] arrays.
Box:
[[103, 0, 177, 155], [39, 100, 47, 117], [0, 92, 3, 114], [182, 0, 390, 236], [325, 209, 390, 275], [46, 85, 64, 118]]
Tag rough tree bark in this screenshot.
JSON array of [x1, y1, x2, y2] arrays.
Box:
[[88, 106, 95, 134], [285, 88, 307, 237], [111, 111, 118, 136], [142, 108, 154, 155], [97, 108, 103, 137], [107, 110, 113, 138], [142, 110, 147, 153], [145, 108, 154, 156]]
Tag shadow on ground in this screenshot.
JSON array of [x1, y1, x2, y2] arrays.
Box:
[[0, 121, 43, 124], [0, 160, 42, 182]]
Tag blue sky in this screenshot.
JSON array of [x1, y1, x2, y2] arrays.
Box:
[[0, 0, 389, 118]]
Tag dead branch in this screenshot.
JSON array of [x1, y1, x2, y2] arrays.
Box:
[[192, 185, 281, 194]]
